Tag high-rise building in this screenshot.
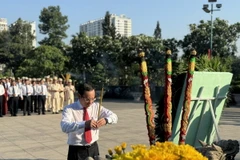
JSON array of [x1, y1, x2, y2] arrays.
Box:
[[80, 14, 132, 37], [0, 18, 8, 32]]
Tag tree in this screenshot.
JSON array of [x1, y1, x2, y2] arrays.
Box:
[[0, 18, 34, 75], [70, 32, 97, 74], [38, 5, 69, 50], [162, 38, 179, 60], [16, 45, 68, 77], [102, 11, 116, 39], [91, 63, 106, 88], [154, 21, 162, 39], [180, 18, 240, 57], [0, 30, 10, 63]]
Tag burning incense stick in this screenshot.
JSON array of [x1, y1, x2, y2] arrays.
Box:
[[98, 87, 104, 119]]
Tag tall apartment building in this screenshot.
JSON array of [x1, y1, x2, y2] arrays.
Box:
[[0, 18, 8, 32], [80, 14, 132, 37]]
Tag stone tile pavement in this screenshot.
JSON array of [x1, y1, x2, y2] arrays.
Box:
[[0, 100, 239, 160]]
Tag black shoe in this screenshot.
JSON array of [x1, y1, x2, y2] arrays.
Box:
[[38, 113, 40, 115], [0, 115, 3, 117], [43, 113, 45, 115], [28, 114, 31, 116], [13, 114, 17, 117], [55, 112, 59, 114]]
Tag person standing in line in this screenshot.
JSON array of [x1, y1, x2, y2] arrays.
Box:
[[5, 77, 10, 89], [0, 79, 5, 117], [16, 77, 23, 111], [1, 77, 8, 115], [6, 77, 11, 113], [21, 78, 33, 116], [31, 78, 39, 113], [60, 83, 118, 160], [64, 79, 75, 106], [7, 79, 21, 116], [46, 77, 52, 112], [58, 78, 65, 111], [49, 77, 60, 114], [37, 79, 47, 115]]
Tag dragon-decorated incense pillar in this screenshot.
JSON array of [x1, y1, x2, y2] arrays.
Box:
[[164, 49, 172, 141], [139, 51, 156, 145], [179, 49, 197, 145]]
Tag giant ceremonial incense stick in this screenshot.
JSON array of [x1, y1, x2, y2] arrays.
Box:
[[98, 87, 104, 119], [164, 49, 172, 141], [139, 51, 156, 145], [179, 49, 197, 145]]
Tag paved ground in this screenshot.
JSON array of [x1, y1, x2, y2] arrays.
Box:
[[0, 99, 240, 160]]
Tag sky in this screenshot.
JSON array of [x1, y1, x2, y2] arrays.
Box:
[[0, 0, 239, 54]]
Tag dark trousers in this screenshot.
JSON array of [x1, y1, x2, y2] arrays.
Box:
[[23, 96, 31, 115], [0, 95, 3, 116], [38, 95, 46, 114], [7, 97, 11, 113], [31, 95, 38, 112], [9, 97, 18, 116], [68, 141, 99, 160], [18, 98, 24, 111]]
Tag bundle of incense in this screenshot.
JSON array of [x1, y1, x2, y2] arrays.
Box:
[[164, 49, 172, 141], [179, 49, 197, 145], [98, 87, 104, 119], [139, 51, 156, 145]]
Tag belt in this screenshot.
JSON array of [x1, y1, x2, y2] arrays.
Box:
[[70, 141, 97, 149]]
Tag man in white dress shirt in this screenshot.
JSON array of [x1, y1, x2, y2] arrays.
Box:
[[60, 83, 118, 160], [37, 79, 48, 115], [7, 79, 21, 116], [21, 78, 33, 116]]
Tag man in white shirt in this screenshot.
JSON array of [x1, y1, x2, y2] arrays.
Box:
[[37, 79, 48, 115], [21, 78, 33, 116], [7, 79, 21, 116], [60, 83, 118, 160]]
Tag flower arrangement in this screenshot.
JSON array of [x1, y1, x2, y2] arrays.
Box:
[[106, 142, 207, 160]]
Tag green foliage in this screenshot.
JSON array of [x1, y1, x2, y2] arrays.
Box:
[[153, 21, 162, 39], [175, 55, 233, 75], [0, 18, 34, 75], [196, 55, 232, 72], [180, 18, 240, 57], [15, 45, 68, 77], [38, 5, 69, 49], [162, 38, 179, 61], [91, 63, 106, 88], [102, 11, 116, 39], [70, 32, 166, 86]]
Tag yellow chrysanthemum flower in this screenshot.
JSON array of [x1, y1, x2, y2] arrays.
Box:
[[121, 142, 127, 150], [108, 149, 113, 155], [108, 142, 207, 160], [114, 146, 123, 155]]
